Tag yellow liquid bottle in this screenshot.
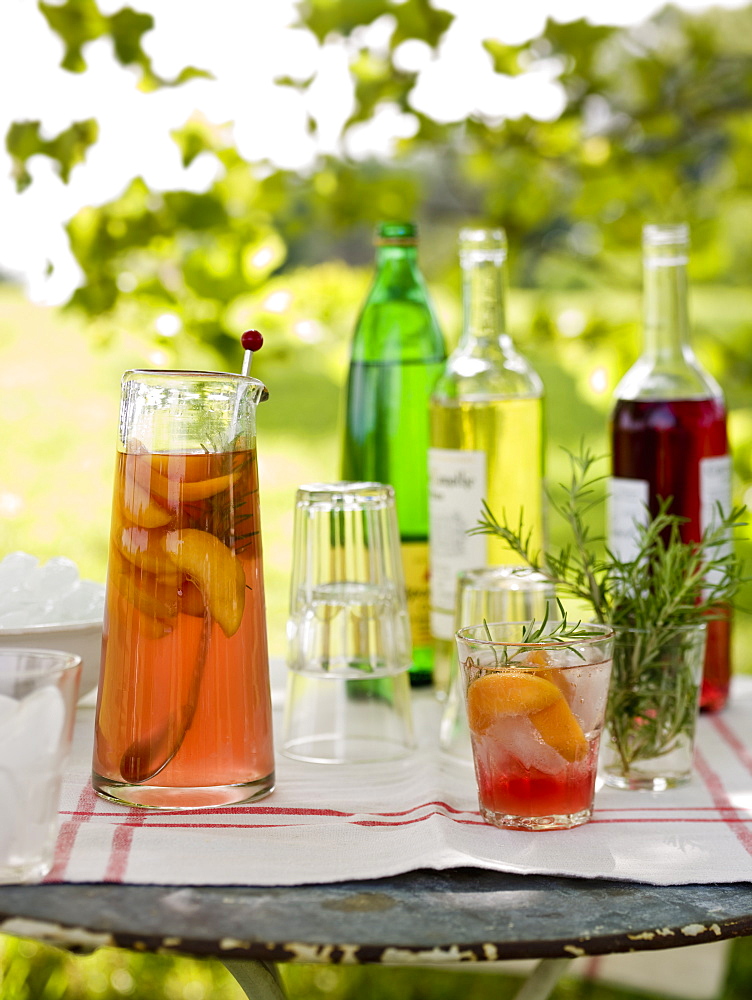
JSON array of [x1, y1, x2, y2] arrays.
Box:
[[428, 228, 546, 691]]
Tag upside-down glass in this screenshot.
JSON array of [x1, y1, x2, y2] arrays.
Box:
[[92, 370, 275, 809], [440, 567, 555, 762], [284, 482, 415, 762], [0, 648, 81, 882], [456, 622, 614, 831]]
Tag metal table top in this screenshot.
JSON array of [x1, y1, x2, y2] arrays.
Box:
[[1, 869, 752, 964]]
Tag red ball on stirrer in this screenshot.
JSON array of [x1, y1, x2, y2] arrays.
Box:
[[240, 329, 263, 376]]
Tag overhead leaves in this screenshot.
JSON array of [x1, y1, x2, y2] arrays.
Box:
[[6, 118, 99, 191], [38, 0, 210, 88]]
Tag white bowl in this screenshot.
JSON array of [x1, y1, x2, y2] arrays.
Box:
[[0, 619, 102, 699]]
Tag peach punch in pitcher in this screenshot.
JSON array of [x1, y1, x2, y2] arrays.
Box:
[[92, 370, 275, 809]]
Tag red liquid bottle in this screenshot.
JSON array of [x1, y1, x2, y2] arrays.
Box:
[[609, 224, 732, 712]]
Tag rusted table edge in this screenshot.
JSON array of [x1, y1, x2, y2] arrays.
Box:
[[2, 912, 751, 964]]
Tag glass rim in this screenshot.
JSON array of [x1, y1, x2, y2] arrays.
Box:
[[642, 222, 689, 247], [0, 647, 82, 679], [296, 481, 395, 504], [455, 621, 615, 650], [124, 368, 265, 385], [122, 369, 269, 401], [612, 622, 707, 636], [456, 566, 553, 587]]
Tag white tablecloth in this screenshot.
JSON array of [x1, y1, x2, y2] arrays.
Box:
[[49, 670, 752, 887]]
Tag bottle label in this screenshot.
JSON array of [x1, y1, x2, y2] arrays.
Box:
[[428, 448, 487, 640], [700, 454, 732, 529], [608, 477, 649, 562], [700, 454, 733, 587], [401, 540, 432, 649]]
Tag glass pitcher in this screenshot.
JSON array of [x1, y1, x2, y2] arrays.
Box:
[[92, 370, 274, 809]]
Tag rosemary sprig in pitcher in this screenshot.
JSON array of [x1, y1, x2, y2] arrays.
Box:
[[470, 445, 746, 769]]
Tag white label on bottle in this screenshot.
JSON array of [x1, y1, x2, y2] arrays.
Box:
[[428, 448, 487, 640], [608, 477, 649, 563], [700, 455, 732, 531], [700, 454, 733, 587]]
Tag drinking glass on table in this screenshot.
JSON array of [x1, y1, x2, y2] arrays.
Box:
[[440, 567, 555, 762], [0, 648, 81, 882], [456, 622, 614, 831], [92, 370, 275, 810], [283, 481, 415, 763]]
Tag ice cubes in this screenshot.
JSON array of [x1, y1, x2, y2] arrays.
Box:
[[0, 684, 68, 879], [0, 552, 104, 628]]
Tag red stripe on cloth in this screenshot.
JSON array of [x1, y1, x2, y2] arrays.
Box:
[[70, 813, 752, 834], [45, 783, 99, 882], [104, 809, 147, 883], [694, 746, 752, 856], [59, 800, 475, 820], [354, 813, 487, 828], [711, 715, 752, 777], [590, 816, 752, 824], [594, 806, 722, 813]]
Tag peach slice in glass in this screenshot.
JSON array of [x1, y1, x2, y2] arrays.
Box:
[[113, 524, 175, 579], [165, 528, 245, 637], [110, 551, 178, 622], [132, 454, 240, 504], [467, 670, 587, 763], [120, 478, 172, 529]]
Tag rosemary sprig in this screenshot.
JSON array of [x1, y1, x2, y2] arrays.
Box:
[[481, 600, 608, 666], [470, 443, 747, 768]]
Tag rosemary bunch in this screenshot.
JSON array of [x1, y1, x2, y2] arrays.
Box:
[[470, 445, 746, 769]]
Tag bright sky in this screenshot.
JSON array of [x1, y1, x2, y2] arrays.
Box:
[[0, 0, 746, 304]]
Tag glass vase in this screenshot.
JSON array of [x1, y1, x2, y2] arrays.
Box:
[[601, 623, 707, 791]]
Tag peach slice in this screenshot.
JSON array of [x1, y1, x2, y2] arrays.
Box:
[[524, 649, 575, 702], [467, 671, 561, 731], [178, 578, 207, 619], [466, 670, 587, 762], [112, 524, 180, 581], [132, 454, 239, 505], [165, 528, 245, 637], [149, 452, 225, 483], [107, 587, 173, 642], [109, 552, 178, 622], [120, 478, 172, 529], [531, 700, 589, 763]]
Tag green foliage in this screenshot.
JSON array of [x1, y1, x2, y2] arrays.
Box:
[[295, 0, 452, 47], [11, 0, 752, 350], [6, 118, 98, 192], [38, 0, 211, 88]]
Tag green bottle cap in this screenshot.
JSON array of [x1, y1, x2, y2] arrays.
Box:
[[375, 221, 418, 246]]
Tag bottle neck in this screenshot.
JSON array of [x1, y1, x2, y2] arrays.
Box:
[[642, 245, 691, 363], [375, 243, 418, 273], [614, 225, 722, 402], [460, 253, 512, 352]]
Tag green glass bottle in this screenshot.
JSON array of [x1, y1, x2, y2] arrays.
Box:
[[342, 221, 447, 687]]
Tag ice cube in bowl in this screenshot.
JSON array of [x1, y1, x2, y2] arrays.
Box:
[[0, 619, 102, 699], [0, 553, 104, 699]]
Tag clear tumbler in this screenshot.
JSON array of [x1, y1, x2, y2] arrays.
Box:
[[284, 482, 415, 762]]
